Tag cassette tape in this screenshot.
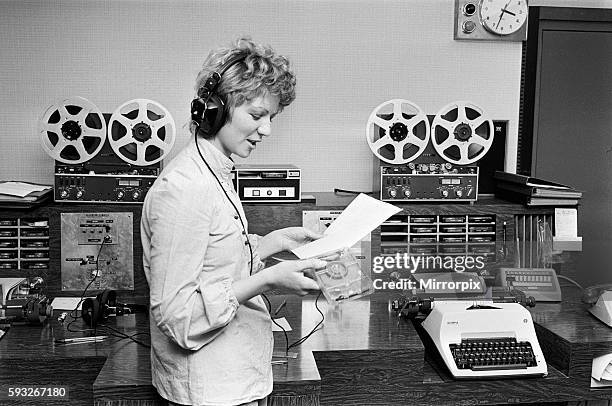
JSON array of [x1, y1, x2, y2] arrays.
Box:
[[38, 96, 175, 203], [314, 249, 374, 303], [366, 99, 498, 202]]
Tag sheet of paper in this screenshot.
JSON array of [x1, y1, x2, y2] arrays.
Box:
[[592, 353, 612, 381], [292, 193, 401, 259], [591, 353, 612, 387], [554, 208, 579, 238], [526, 181, 568, 190], [591, 377, 612, 388], [0, 182, 50, 197], [272, 317, 292, 332], [51, 296, 95, 311]]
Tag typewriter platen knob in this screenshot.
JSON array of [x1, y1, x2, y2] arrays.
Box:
[[510, 289, 537, 307]]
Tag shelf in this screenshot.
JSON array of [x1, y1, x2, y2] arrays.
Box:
[[0, 216, 49, 274], [380, 213, 497, 260]]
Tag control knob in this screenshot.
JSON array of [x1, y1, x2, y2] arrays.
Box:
[[59, 189, 69, 199], [132, 190, 141, 201], [403, 189, 411, 198], [76, 189, 84, 199], [116, 190, 125, 200], [441, 190, 449, 198], [455, 190, 463, 198]]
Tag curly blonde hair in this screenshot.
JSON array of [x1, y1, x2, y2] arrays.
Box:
[[191, 37, 296, 137]]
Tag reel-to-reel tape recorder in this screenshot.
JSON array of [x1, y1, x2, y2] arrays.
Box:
[[366, 99, 502, 202], [39, 96, 175, 203]]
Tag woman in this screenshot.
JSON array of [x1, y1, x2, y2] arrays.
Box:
[[140, 37, 325, 406]]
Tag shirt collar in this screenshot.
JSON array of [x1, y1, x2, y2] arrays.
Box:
[[195, 137, 234, 182]]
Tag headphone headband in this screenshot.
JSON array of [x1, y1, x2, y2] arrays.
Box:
[[197, 53, 247, 100], [192, 52, 248, 136]]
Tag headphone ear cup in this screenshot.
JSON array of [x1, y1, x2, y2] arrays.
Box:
[[192, 54, 246, 137], [191, 98, 210, 133], [98, 289, 112, 306], [199, 94, 227, 136], [98, 290, 109, 307], [105, 290, 117, 307], [82, 297, 100, 328], [98, 289, 116, 321]]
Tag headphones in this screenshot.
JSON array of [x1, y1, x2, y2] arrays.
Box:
[[81, 289, 131, 328], [190, 52, 255, 274], [190, 53, 247, 137]]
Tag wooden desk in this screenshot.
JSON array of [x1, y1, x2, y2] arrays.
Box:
[[2, 286, 612, 405]]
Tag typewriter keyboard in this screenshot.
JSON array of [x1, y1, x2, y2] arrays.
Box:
[[449, 338, 538, 371]]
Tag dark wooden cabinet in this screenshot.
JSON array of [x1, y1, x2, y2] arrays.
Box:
[[519, 7, 612, 287]]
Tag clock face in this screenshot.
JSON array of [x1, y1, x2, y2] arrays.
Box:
[[479, 0, 528, 35]]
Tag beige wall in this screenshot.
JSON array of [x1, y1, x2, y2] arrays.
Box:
[[1, 0, 610, 192]]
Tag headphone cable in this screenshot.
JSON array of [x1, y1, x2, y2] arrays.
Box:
[[262, 293, 289, 355], [65, 238, 108, 333], [193, 124, 325, 352], [194, 132, 254, 276], [98, 323, 151, 348], [262, 292, 325, 356], [287, 292, 324, 351]]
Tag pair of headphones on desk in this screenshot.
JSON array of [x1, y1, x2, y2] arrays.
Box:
[[81, 289, 131, 328], [190, 53, 247, 137]]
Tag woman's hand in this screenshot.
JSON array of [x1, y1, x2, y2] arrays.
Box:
[[257, 227, 324, 259], [261, 258, 326, 296]]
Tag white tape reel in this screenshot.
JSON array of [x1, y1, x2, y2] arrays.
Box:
[[38, 96, 107, 164], [365, 99, 430, 165], [108, 99, 176, 166], [431, 101, 494, 165]]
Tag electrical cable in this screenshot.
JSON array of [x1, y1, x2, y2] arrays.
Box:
[[65, 238, 109, 333], [262, 293, 289, 355], [287, 292, 325, 351], [194, 131, 254, 276], [557, 274, 584, 291], [98, 323, 151, 348], [263, 292, 326, 355], [193, 125, 325, 353]]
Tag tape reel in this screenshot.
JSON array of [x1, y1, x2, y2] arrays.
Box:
[[366, 99, 430, 165], [109, 99, 176, 166], [325, 261, 350, 280], [431, 101, 493, 165], [366, 99, 494, 165], [39, 96, 107, 164], [39, 97, 176, 166]]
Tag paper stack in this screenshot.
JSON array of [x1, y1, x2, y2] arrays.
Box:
[[0, 181, 52, 208], [553, 208, 582, 251]]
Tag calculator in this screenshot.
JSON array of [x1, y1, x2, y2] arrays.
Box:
[[498, 268, 562, 302]]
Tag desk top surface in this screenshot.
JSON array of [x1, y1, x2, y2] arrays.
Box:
[[2, 287, 612, 405]]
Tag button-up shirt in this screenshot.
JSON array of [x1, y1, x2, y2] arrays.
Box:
[[141, 136, 271, 405]]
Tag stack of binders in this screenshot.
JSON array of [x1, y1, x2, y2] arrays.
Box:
[[494, 171, 582, 206]]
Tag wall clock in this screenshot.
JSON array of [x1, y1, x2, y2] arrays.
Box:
[[454, 0, 528, 42]]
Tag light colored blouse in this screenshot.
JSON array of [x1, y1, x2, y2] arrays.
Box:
[[141, 136, 272, 406]]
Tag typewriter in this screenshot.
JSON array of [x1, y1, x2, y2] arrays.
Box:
[[420, 300, 548, 379]]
